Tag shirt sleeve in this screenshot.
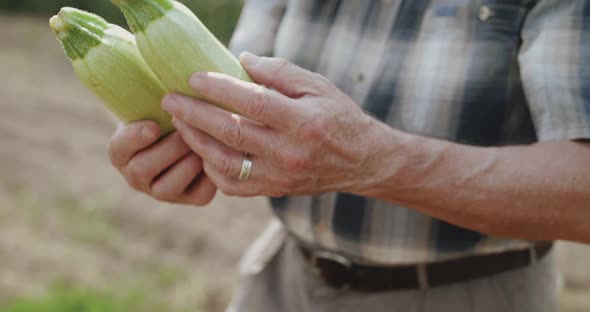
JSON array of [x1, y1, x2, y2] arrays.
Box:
[[228, 0, 287, 57], [518, 0, 590, 141]]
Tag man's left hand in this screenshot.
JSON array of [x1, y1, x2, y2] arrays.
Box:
[[162, 53, 392, 198]]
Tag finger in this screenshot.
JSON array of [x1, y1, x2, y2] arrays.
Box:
[[186, 72, 299, 129], [203, 161, 260, 198], [150, 153, 203, 201], [181, 175, 218, 206], [162, 93, 274, 154], [173, 118, 267, 180], [109, 121, 160, 169], [125, 132, 191, 191], [239, 52, 328, 98]]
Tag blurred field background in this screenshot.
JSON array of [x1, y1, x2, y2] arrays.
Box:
[[0, 0, 588, 311], [0, 0, 243, 43]]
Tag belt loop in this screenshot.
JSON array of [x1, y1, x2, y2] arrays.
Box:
[[529, 245, 538, 265], [417, 264, 429, 290]]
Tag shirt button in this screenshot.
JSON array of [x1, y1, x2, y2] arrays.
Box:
[[479, 5, 493, 21]]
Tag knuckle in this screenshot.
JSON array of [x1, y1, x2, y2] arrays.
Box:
[[272, 149, 287, 166], [313, 73, 332, 86], [303, 73, 332, 96], [313, 73, 332, 88], [303, 118, 329, 143], [220, 119, 244, 148], [244, 86, 270, 120], [273, 150, 307, 173], [127, 160, 151, 187], [215, 156, 235, 177], [125, 173, 144, 192], [285, 154, 307, 173], [151, 185, 179, 202], [126, 161, 141, 181], [127, 178, 143, 192], [185, 109, 201, 127], [107, 137, 129, 168], [272, 58, 291, 75]]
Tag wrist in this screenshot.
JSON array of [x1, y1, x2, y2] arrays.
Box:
[[351, 122, 449, 202], [347, 118, 413, 197]]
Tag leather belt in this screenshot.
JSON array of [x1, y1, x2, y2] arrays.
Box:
[[300, 242, 553, 292]]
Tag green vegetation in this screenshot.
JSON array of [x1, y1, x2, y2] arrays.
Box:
[[0, 188, 208, 312], [0, 288, 130, 312], [0, 284, 187, 312], [0, 0, 243, 43]]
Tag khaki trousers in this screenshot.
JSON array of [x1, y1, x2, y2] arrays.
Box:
[[227, 221, 558, 312]]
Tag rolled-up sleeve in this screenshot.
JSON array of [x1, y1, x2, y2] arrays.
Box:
[[519, 0, 590, 141], [229, 0, 287, 57]]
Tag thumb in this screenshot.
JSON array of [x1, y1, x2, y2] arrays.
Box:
[[239, 52, 322, 98]]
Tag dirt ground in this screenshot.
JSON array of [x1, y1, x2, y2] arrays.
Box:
[[0, 14, 588, 311]]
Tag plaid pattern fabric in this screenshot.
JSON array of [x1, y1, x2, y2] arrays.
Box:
[[230, 0, 590, 265]]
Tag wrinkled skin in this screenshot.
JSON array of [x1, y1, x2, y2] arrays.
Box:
[[160, 53, 389, 198]]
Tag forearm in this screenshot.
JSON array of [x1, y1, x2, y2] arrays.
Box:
[[361, 122, 590, 243]]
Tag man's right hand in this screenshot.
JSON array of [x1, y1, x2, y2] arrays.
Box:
[[108, 121, 217, 206]]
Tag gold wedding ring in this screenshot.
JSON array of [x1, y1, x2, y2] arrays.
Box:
[[239, 155, 253, 180]]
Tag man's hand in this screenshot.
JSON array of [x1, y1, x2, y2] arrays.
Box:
[[108, 121, 217, 206], [161, 53, 391, 198], [157, 54, 590, 243]]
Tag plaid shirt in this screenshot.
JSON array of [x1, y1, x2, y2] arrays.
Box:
[[230, 0, 590, 265]]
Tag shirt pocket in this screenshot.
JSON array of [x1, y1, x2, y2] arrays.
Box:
[[421, 0, 530, 43], [474, 0, 530, 43]]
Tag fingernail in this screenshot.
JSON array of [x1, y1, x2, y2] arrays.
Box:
[[141, 126, 157, 141], [239, 51, 260, 67], [161, 94, 177, 112], [189, 72, 207, 90]]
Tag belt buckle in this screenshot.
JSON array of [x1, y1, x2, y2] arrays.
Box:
[[310, 250, 353, 291]]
